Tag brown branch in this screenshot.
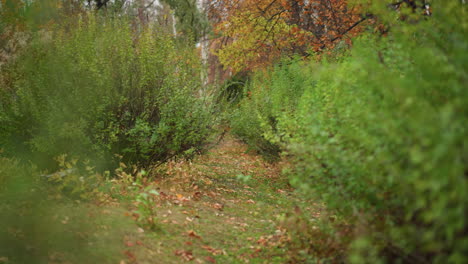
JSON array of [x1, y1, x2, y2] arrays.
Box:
[[329, 14, 371, 43]]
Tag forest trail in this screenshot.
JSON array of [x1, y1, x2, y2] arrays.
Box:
[[97, 135, 324, 264]]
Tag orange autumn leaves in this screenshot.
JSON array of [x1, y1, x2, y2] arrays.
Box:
[[209, 0, 364, 73]]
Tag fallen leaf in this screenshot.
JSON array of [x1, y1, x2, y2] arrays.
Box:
[[125, 241, 134, 247], [123, 250, 136, 262], [201, 245, 224, 256], [205, 256, 216, 263], [212, 203, 224, 210], [174, 250, 194, 261], [193, 191, 203, 200], [203, 179, 213, 185], [187, 230, 201, 239], [257, 237, 268, 245]]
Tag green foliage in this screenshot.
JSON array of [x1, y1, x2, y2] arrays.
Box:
[[231, 2, 468, 262], [230, 101, 281, 161], [236, 173, 252, 183], [112, 165, 161, 230], [218, 73, 248, 104], [133, 186, 160, 230], [0, 158, 65, 263], [0, 157, 122, 264], [229, 59, 307, 160], [45, 155, 103, 201], [0, 14, 214, 170], [161, 0, 209, 42]]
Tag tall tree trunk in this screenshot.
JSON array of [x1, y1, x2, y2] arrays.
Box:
[[197, 0, 209, 86]]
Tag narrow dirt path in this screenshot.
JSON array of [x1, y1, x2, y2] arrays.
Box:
[[92, 135, 325, 264]]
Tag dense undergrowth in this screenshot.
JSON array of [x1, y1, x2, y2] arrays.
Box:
[[230, 2, 467, 263], [0, 14, 214, 171], [0, 6, 216, 263], [1, 1, 466, 263]]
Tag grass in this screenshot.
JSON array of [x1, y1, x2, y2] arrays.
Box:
[[103, 135, 325, 263], [1, 135, 327, 264]]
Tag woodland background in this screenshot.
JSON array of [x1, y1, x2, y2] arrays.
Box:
[[0, 0, 466, 263]]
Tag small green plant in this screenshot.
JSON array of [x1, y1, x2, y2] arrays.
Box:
[[46, 155, 102, 201], [236, 173, 252, 183], [112, 166, 160, 230], [133, 186, 160, 230]]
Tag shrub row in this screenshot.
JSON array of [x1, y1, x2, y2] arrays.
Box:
[[230, 2, 467, 262], [0, 14, 214, 170]]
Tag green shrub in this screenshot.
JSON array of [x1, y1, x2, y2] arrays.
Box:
[[231, 2, 468, 262], [0, 158, 65, 263], [229, 60, 307, 160], [0, 156, 134, 263], [0, 14, 214, 170]]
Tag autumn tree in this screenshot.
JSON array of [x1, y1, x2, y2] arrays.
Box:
[[0, 0, 75, 66], [209, 0, 365, 73]]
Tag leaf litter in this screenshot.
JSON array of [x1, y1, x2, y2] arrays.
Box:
[[81, 135, 325, 263]]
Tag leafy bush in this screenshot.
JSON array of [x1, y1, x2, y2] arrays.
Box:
[[231, 2, 467, 262], [0, 14, 214, 170], [0, 157, 66, 263], [229, 60, 307, 160], [0, 157, 96, 263]]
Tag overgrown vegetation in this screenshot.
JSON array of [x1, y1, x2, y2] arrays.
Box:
[[0, 155, 135, 263], [1, 0, 466, 263], [229, 1, 467, 263], [0, 13, 214, 170], [0, 2, 216, 262]]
